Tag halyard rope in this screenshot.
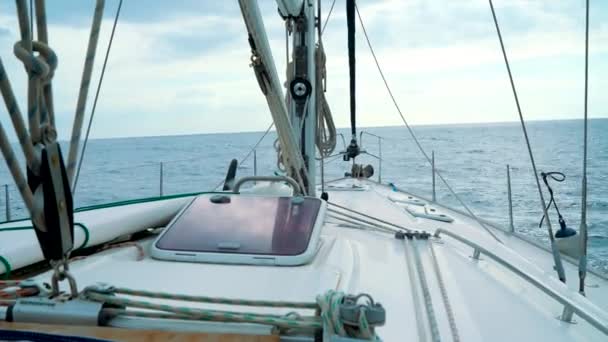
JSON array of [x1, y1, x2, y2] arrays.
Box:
[[66, 0, 106, 186], [73, 0, 123, 193]]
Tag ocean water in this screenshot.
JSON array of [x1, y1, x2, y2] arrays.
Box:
[[1, 119, 607, 271]]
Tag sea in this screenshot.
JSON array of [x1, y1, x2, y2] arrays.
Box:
[[1, 119, 606, 272]]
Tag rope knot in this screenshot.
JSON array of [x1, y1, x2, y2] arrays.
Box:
[[13, 40, 57, 82]]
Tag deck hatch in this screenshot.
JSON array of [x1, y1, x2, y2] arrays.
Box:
[[151, 195, 325, 265]]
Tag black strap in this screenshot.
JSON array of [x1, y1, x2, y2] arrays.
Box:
[[346, 0, 356, 139], [222, 159, 238, 191], [538, 171, 566, 228], [0, 328, 110, 342], [343, 0, 360, 162]]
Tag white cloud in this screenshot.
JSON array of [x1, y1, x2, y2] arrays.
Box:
[[0, 0, 606, 140]]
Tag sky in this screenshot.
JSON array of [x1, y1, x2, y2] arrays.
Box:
[[0, 0, 606, 139]]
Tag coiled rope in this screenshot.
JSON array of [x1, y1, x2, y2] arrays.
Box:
[[315, 41, 337, 157]]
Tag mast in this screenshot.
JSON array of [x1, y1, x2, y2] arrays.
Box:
[[304, 0, 317, 196], [281, 0, 317, 196]]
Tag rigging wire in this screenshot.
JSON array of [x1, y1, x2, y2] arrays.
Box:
[[212, 122, 275, 191], [73, 0, 123, 194], [487, 0, 565, 281], [578, 0, 590, 295], [354, 3, 502, 243], [321, 0, 336, 35]]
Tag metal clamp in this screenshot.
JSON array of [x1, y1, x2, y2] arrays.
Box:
[[233, 176, 301, 194], [18, 279, 50, 297], [50, 259, 78, 298], [10, 297, 106, 326], [339, 293, 386, 327]]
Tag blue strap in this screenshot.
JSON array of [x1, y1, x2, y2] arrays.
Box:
[[0, 329, 110, 342]]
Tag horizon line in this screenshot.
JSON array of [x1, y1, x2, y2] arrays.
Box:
[[4, 116, 606, 143], [74, 116, 607, 142]]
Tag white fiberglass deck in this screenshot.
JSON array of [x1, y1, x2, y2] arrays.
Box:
[[2, 178, 608, 341]]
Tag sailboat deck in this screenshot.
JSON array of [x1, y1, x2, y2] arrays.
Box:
[[2, 178, 602, 341]]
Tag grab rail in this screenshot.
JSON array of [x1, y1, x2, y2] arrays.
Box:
[[434, 228, 608, 335], [233, 176, 301, 195]]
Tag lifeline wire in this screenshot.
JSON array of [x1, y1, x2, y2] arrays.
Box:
[[321, 0, 336, 35], [212, 122, 275, 191]]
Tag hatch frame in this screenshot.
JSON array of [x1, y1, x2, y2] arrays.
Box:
[[150, 194, 327, 266]]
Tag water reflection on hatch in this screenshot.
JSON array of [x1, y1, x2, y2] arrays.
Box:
[[150, 194, 326, 266]]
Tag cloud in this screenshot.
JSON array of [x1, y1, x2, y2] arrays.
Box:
[[0, 0, 606, 141]]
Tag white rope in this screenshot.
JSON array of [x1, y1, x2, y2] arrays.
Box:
[[429, 242, 460, 342], [411, 239, 441, 342], [66, 0, 106, 187], [0, 115, 35, 215], [34, 0, 55, 128], [73, 0, 123, 194], [403, 238, 430, 342], [315, 42, 337, 157], [0, 0, 58, 226], [0, 61, 38, 172], [15, 0, 41, 144]]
